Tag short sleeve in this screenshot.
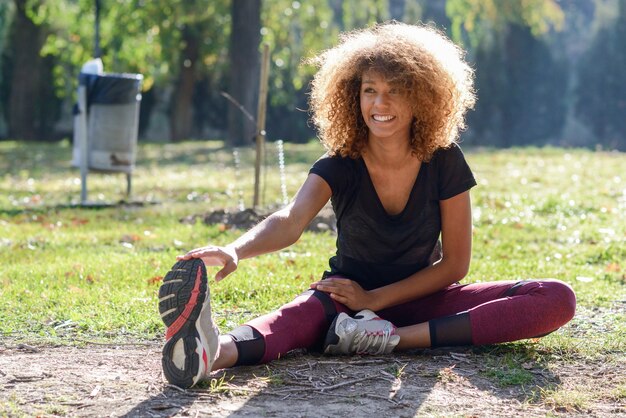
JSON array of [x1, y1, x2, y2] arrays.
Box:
[[434, 144, 477, 200], [309, 154, 351, 196]]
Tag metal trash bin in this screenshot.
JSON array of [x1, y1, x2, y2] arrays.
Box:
[[72, 70, 143, 203]]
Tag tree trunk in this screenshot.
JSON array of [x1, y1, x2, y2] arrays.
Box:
[[8, 0, 45, 140], [170, 25, 199, 142], [329, 0, 345, 30], [227, 0, 261, 146]]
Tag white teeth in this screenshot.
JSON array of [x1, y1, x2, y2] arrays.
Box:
[[372, 115, 394, 122]]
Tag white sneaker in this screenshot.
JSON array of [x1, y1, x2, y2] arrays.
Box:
[[323, 309, 400, 355], [159, 259, 219, 388]]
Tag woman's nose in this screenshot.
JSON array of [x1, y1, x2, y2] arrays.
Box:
[[375, 93, 390, 106]]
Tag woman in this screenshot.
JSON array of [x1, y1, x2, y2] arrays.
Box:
[[158, 22, 576, 389]]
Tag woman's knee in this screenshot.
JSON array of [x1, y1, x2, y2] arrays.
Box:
[[542, 279, 577, 325]]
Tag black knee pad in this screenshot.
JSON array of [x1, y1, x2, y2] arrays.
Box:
[[429, 311, 473, 347], [228, 325, 265, 366]]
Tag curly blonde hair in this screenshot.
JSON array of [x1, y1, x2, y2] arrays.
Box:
[[308, 22, 475, 161]]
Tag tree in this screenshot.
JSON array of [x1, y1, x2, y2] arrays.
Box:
[[262, 0, 390, 142], [446, 0, 567, 146], [103, 0, 231, 141], [6, 0, 47, 140], [31, 0, 232, 142], [0, 2, 13, 136], [227, 0, 261, 146], [468, 24, 567, 146], [446, 0, 564, 47], [260, 0, 337, 141], [575, 1, 626, 150]]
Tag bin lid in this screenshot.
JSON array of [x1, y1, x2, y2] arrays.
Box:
[[79, 72, 143, 106]]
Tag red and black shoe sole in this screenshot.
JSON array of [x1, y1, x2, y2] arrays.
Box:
[[158, 258, 208, 388]]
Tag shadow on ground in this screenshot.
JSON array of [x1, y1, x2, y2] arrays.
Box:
[[122, 344, 560, 417]]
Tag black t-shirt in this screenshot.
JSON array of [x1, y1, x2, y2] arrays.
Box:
[[309, 143, 476, 290]]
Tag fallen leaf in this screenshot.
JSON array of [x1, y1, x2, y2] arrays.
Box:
[[120, 234, 141, 243], [606, 262, 621, 272], [147, 276, 163, 285]]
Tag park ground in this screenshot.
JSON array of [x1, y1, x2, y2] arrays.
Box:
[[0, 141, 625, 416]]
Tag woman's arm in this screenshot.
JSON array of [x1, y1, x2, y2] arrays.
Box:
[[179, 173, 331, 280], [230, 173, 331, 259], [314, 190, 472, 311]]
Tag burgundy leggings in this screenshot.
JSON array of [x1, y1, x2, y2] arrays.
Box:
[[228, 280, 576, 365]]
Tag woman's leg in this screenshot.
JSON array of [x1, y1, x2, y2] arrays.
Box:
[[378, 279, 576, 349], [213, 289, 350, 369], [211, 336, 239, 370]]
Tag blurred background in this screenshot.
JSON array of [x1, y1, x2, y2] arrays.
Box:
[[0, 0, 624, 150]]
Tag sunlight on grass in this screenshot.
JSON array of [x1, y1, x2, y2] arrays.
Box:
[[535, 385, 593, 414], [1, 141, 625, 355]]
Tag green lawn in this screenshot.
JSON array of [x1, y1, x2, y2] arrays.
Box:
[[0, 140, 624, 359]]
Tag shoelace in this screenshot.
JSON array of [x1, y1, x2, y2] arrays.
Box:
[[352, 327, 393, 355]]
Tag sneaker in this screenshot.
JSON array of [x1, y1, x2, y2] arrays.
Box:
[[323, 309, 400, 355], [158, 258, 219, 388]]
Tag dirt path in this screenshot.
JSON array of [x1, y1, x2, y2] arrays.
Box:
[[1, 341, 624, 417]]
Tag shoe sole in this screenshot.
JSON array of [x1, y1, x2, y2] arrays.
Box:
[[159, 258, 213, 388]]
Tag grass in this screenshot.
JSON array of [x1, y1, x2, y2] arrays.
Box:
[[0, 140, 625, 354], [1, 140, 625, 414], [535, 385, 593, 413], [482, 356, 535, 387]]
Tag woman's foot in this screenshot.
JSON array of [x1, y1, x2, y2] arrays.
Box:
[[158, 258, 219, 388], [323, 309, 400, 355]]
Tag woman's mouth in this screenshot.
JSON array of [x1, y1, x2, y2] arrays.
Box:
[[372, 114, 395, 122]]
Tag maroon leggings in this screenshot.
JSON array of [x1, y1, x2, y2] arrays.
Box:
[[228, 280, 576, 365]]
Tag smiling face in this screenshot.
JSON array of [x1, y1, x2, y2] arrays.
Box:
[[359, 70, 414, 144]]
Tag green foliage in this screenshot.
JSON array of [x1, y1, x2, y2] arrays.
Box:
[[1, 1, 625, 148], [261, 0, 336, 107], [446, 0, 565, 46], [261, 0, 392, 140], [467, 24, 568, 146], [39, 0, 230, 96], [341, 0, 389, 30], [575, 2, 626, 150]]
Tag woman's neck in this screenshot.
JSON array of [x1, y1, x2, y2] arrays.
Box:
[[363, 137, 415, 168]]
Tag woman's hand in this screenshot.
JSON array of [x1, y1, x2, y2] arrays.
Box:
[[310, 277, 375, 311], [177, 245, 239, 281]]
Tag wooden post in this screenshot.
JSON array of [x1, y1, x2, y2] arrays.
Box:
[[253, 43, 270, 209], [77, 85, 89, 204]]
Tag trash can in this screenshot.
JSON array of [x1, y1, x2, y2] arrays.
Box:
[[72, 69, 143, 203]]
